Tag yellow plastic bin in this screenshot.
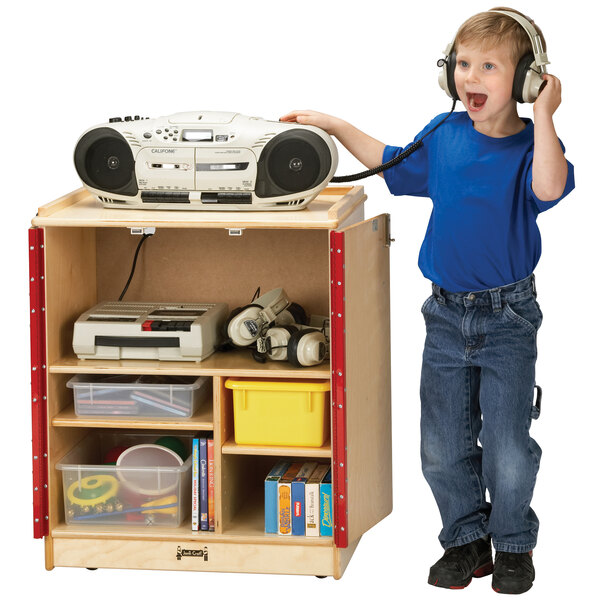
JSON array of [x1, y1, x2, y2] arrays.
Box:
[[225, 379, 331, 447]]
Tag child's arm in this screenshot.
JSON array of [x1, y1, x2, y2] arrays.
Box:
[[532, 74, 569, 201], [280, 110, 386, 177]]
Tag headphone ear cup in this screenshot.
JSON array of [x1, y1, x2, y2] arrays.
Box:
[[227, 303, 263, 346], [446, 50, 459, 101], [264, 325, 299, 361], [217, 306, 245, 351], [513, 53, 536, 103], [287, 329, 327, 367]]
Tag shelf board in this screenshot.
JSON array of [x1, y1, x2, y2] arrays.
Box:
[[222, 438, 331, 457], [33, 186, 366, 230], [50, 351, 331, 379], [52, 517, 333, 546], [52, 402, 214, 430]]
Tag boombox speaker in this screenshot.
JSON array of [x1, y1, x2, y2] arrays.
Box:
[[74, 111, 338, 211]]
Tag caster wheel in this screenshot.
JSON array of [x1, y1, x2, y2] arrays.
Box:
[[315, 575, 327, 579], [86, 568, 98, 571]]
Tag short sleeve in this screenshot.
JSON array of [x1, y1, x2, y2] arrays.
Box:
[[525, 140, 575, 213], [382, 113, 448, 197]]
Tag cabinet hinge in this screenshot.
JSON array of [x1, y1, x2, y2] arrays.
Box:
[[29, 227, 49, 539]]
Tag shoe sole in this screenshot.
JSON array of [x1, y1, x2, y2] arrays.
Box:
[[428, 561, 494, 589], [492, 578, 533, 595]]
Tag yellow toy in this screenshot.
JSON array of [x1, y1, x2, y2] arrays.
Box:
[[67, 475, 119, 507]]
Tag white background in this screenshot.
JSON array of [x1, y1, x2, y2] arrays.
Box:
[[1, 0, 596, 596]]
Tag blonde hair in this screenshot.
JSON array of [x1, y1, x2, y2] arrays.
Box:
[[455, 7, 546, 66]]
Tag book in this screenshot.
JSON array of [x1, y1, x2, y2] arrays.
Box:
[[291, 462, 318, 536], [277, 462, 303, 535], [264, 460, 290, 534], [320, 467, 333, 537], [191, 438, 200, 531], [199, 438, 208, 531], [305, 464, 330, 537], [207, 438, 215, 532]]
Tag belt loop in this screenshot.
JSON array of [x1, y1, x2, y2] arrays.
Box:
[[432, 283, 446, 305], [490, 288, 502, 312], [531, 274, 537, 298]]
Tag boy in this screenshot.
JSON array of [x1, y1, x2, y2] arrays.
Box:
[[281, 6, 574, 595]]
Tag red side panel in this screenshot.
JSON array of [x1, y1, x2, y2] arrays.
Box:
[[29, 227, 49, 538], [330, 230, 348, 549]]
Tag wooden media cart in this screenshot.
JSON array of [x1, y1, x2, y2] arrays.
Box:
[[28, 185, 392, 579]]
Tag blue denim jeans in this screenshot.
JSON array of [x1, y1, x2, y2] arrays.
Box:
[[420, 274, 542, 553]]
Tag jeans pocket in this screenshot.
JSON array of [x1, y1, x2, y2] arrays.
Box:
[[504, 298, 543, 334], [421, 294, 435, 315]]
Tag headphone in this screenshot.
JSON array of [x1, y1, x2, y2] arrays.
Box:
[[260, 324, 328, 367], [437, 9, 550, 104], [223, 287, 310, 347], [224, 287, 291, 347]]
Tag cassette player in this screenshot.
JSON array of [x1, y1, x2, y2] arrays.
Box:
[[73, 111, 338, 211], [72, 301, 228, 361]]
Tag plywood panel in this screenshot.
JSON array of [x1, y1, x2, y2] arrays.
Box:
[[340, 215, 393, 544], [95, 227, 330, 317], [44, 227, 96, 364], [53, 538, 342, 576]]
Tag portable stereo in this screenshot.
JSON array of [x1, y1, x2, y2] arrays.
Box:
[[73, 111, 338, 211]]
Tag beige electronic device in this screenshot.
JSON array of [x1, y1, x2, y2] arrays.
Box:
[[74, 111, 338, 211], [72, 301, 229, 361]]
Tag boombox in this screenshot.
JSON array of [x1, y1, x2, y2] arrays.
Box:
[[74, 111, 338, 211]]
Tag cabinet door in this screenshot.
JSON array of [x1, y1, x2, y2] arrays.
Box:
[[330, 214, 392, 548]]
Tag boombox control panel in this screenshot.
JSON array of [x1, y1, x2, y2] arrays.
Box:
[[74, 111, 339, 211]]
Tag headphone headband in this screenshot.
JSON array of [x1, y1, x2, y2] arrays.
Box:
[[488, 9, 549, 68]]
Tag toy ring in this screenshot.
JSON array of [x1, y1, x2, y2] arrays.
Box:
[[67, 474, 119, 507]]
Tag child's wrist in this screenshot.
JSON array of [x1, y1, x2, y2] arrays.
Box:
[[329, 118, 346, 138], [532, 107, 554, 123]]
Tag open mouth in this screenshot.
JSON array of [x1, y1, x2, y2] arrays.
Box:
[[466, 92, 488, 111]]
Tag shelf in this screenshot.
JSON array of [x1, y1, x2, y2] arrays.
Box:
[[32, 184, 390, 579], [224, 494, 333, 545], [222, 438, 331, 458], [52, 515, 333, 546], [32, 186, 365, 230], [50, 351, 331, 379], [52, 402, 214, 431]]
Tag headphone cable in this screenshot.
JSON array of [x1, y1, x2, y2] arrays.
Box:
[[331, 99, 457, 183]]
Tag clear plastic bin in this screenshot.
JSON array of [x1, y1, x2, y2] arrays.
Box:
[[57, 432, 193, 526], [225, 378, 330, 447], [67, 374, 211, 418]]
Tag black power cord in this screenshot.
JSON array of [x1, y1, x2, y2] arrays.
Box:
[[118, 233, 153, 301], [330, 100, 457, 183]]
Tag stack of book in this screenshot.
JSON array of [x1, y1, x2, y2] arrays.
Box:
[[264, 461, 332, 537], [191, 436, 215, 531]]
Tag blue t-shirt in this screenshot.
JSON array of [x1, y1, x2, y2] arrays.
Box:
[[383, 111, 575, 292]]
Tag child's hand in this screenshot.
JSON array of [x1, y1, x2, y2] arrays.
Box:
[[279, 110, 343, 135], [533, 74, 561, 118]]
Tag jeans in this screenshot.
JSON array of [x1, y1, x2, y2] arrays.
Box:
[[420, 274, 542, 553]]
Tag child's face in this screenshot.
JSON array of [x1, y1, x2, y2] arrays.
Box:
[[454, 41, 517, 126]]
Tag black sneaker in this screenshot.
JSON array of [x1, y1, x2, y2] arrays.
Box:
[[428, 536, 494, 589], [492, 551, 535, 594]]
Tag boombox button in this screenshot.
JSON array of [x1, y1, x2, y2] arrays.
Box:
[[143, 132, 152, 139]]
